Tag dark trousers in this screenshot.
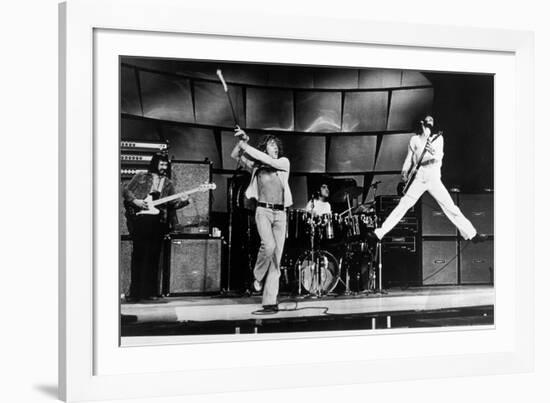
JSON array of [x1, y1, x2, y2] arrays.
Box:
[[127, 215, 167, 299]]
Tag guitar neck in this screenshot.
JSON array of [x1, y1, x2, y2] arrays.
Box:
[[150, 188, 202, 207]]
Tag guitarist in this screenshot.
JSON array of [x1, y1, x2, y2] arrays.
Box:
[[369, 115, 486, 244], [122, 152, 190, 302]]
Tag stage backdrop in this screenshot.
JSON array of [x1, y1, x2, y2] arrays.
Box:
[[120, 58, 493, 212]]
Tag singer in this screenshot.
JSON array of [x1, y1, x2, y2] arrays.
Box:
[[370, 115, 486, 243], [230, 128, 292, 313]]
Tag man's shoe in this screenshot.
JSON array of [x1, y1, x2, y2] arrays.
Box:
[[471, 233, 488, 244], [253, 279, 263, 293], [260, 304, 279, 313]]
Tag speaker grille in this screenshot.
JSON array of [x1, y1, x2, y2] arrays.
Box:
[[171, 161, 211, 234], [421, 193, 458, 236], [168, 238, 222, 294], [421, 240, 458, 285], [460, 240, 494, 284], [459, 193, 493, 236], [119, 238, 132, 296]]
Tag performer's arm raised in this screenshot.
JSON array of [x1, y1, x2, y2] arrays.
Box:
[[234, 127, 290, 171], [230, 135, 255, 170]]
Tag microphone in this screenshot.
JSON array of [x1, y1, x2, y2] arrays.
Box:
[[370, 180, 382, 188]]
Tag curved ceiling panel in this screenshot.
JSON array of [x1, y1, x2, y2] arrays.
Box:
[[342, 91, 388, 132], [194, 81, 245, 127], [374, 132, 415, 171], [139, 71, 194, 122], [327, 136, 377, 172], [295, 91, 342, 132], [246, 88, 294, 130], [387, 88, 434, 131]]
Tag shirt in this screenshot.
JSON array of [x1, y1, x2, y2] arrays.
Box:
[[305, 199, 332, 215]]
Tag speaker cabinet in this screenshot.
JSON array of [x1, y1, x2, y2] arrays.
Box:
[[421, 240, 458, 285], [168, 237, 222, 294], [459, 193, 493, 236], [119, 237, 132, 297], [120, 178, 131, 236], [171, 161, 212, 234], [421, 192, 458, 236], [460, 240, 494, 284], [381, 246, 420, 288]]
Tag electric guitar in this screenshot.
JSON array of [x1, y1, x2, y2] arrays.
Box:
[[398, 131, 443, 196], [125, 183, 216, 216]]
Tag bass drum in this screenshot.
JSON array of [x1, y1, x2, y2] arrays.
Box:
[[295, 250, 340, 295]]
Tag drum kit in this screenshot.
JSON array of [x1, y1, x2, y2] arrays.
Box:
[[284, 185, 382, 297]]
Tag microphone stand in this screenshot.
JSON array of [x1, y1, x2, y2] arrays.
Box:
[[369, 181, 387, 295]]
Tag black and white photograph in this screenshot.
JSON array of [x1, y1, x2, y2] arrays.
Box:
[[119, 57, 494, 343]]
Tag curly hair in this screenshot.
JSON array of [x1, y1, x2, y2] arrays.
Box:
[[148, 152, 171, 176], [257, 134, 284, 158]]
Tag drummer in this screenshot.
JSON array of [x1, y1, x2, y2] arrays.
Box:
[[306, 183, 332, 215]]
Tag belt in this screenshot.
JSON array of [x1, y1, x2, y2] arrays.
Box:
[[258, 202, 285, 211], [420, 159, 438, 167]]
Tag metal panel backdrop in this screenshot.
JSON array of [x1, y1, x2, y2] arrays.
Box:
[[359, 69, 402, 89], [365, 174, 401, 201], [289, 176, 309, 209], [342, 91, 389, 132], [139, 71, 195, 122], [246, 87, 294, 130], [401, 71, 431, 87], [194, 81, 245, 126], [121, 117, 160, 141], [267, 66, 314, 88], [313, 68, 358, 89], [374, 132, 415, 171], [327, 136, 377, 172], [120, 65, 142, 115], [218, 64, 269, 86], [282, 135, 326, 173], [295, 91, 342, 132], [211, 173, 231, 213], [387, 88, 434, 131], [162, 125, 221, 169]]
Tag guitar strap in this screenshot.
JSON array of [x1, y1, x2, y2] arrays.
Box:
[[150, 175, 166, 194]]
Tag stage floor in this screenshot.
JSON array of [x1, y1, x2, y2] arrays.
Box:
[[121, 285, 494, 343]]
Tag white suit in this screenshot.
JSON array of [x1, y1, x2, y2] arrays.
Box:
[[374, 133, 477, 240]]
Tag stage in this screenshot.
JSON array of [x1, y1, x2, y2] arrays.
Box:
[[121, 285, 494, 344]]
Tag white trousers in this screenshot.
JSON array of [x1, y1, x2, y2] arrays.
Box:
[[374, 169, 477, 240]]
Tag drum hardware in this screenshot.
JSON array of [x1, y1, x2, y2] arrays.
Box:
[[331, 186, 364, 204]]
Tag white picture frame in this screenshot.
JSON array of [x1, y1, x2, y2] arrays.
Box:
[[59, 0, 534, 401]]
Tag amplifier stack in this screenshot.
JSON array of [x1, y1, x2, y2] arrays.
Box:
[[376, 195, 421, 288], [419, 192, 493, 286]]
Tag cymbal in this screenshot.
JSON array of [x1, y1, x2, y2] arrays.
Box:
[[331, 186, 363, 203], [352, 203, 376, 214]]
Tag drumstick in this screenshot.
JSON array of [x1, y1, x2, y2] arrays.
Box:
[[216, 69, 239, 127]]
